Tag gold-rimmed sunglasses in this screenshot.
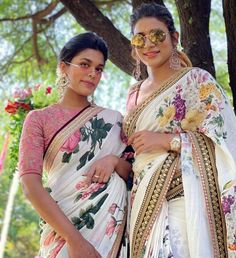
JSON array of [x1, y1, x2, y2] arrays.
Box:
[[131, 29, 167, 48]]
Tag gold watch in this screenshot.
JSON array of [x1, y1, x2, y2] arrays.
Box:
[[170, 135, 181, 152]]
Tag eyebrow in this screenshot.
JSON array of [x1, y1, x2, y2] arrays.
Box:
[[80, 58, 104, 67]]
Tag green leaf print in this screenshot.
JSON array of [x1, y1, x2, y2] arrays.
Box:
[[62, 152, 72, 163], [89, 183, 108, 200], [73, 145, 80, 154], [71, 194, 109, 230], [77, 117, 114, 170]]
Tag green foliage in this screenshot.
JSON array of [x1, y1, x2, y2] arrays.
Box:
[[5, 84, 59, 177]]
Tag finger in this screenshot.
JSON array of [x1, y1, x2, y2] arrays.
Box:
[[103, 174, 110, 183], [128, 132, 141, 145], [84, 167, 96, 185], [136, 144, 147, 155], [92, 169, 101, 183]]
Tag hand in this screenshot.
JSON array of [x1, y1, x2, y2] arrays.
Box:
[[83, 155, 119, 185], [128, 130, 172, 155], [67, 234, 101, 258]]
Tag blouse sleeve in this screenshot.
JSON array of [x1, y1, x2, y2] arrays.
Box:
[[19, 110, 45, 177]]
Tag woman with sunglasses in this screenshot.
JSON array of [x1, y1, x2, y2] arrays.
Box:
[[124, 3, 236, 257], [19, 32, 131, 258]]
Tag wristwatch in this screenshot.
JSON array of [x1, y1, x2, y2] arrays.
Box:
[[170, 135, 181, 152]]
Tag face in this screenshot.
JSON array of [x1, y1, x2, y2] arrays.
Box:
[[60, 48, 105, 97], [132, 17, 178, 68]]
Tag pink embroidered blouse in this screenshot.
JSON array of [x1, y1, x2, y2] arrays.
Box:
[[19, 104, 82, 177]]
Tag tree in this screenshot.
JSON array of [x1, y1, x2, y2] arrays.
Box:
[[0, 0, 235, 109]]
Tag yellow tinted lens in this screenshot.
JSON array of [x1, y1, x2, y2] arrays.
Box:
[[131, 34, 145, 48], [149, 29, 166, 44]]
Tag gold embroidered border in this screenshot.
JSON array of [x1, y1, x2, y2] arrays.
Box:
[[131, 152, 179, 257], [188, 132, 228, 258], [107, 205, 128, 258], [44, 106, 104, 172], [123, 68, 192, 138]]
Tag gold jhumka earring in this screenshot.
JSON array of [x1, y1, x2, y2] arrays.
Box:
[[56, 67, 70, 98], [169, 47, 181, 70]]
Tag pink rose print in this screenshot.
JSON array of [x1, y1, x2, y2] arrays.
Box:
[[75, 180, 88, 190], [108, 203, 118, 215], [50, 236, 66, 258], [105, 216, 117, 238], [61, 129, 81, 154], [43, 231, 56, 246]]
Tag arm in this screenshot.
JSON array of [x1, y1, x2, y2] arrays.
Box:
[[128, 130, 179, 155], [84, 155, 132, 184]]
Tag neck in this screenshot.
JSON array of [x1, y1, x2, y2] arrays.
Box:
[[59, 87, 90, 109], [146, 62, 181, 86]]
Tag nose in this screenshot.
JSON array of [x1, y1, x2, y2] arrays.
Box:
[[143, 35, 155, 48], [88, 69, 96, 79]]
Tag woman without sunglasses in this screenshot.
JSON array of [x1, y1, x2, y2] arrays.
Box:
[[124, 3, 236, 257], [19, 32, 131, 258]]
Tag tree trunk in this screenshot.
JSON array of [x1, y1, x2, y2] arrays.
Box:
[[223, 0, 236, 111], [59, 0, 134, 76], [175, 0, 215, 77]]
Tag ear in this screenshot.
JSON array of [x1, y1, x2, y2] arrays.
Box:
[[131, 48, 140, 61], [59, 61, 67, 74], [171, 31, 179, 47]]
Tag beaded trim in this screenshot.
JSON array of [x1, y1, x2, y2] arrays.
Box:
[[166, 168, 184, 201], [131, 152, 179, 257], [188, 132, 227, 258], [123, 68, 192, 138]]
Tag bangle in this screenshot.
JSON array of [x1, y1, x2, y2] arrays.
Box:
[[170, 135, 181, 152]]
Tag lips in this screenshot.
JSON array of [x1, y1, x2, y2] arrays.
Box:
[[143, 51, 160, 57], [80, 80, 95, 88]]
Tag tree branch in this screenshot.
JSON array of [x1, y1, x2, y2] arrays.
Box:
[[59, 0, 134, 76]]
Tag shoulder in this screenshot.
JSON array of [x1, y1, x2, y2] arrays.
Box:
[[24, 104, 57, 125], [128, 81, 142, 96]]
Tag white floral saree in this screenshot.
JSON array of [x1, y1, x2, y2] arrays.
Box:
[[39, 105, 128, 258], [124, 68, 236, 258]]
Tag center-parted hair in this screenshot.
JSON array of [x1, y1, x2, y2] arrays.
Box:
[[59, 32, 108, 63], [130, 3, 176, 34]]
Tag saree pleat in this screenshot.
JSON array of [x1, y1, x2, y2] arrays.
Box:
[[39, 106, 129, 258]]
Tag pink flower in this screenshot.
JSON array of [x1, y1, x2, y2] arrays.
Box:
[[105, 216, 117, 238], [13, 88, 31, 100], [46, 86, 52, 94], [34, 83, 41, 90], [61, 129, 81, 153], [75, 180, 88, 190], [108, 203, 117, 215]]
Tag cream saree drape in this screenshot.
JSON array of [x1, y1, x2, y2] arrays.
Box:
[[39, 106, 128, 258], [124, 68, 236, 258]]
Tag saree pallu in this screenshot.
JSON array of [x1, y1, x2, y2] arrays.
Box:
[[39, 105, 128, 258], [124, 68, 236, 258]]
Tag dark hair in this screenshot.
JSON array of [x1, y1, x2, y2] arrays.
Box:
[[59, 32, 108, 63], [130, 3, 176, 34]]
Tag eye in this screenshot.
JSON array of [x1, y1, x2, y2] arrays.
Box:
[[79, 62, 89, 68], [95, 67, 104, 73]]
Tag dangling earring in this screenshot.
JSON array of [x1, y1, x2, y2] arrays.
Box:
[[169, 47, 181, 70], [134, 59, 141, 80], [56, 67, 69, 98], [89, 94, 95, 105]]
